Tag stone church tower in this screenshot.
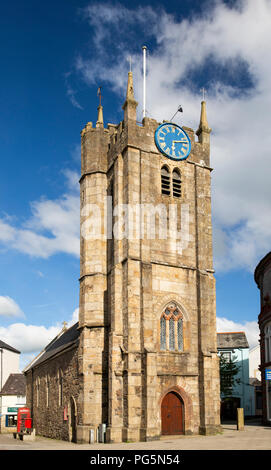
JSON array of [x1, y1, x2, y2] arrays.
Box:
[[77, 71, 221, 443]]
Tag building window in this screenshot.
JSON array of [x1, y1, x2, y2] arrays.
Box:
[[169, 317, 175, 350], [46, 375, 49, 408], [160, 302, 184, 352], [6, 415, 17, 427], [172, 169, 181, 198], [16, 396, 25, 405], [177, 317, 184, 351], [160, 316, 166, 350], [36, 378, 40, 407], [161, 166, 182, 198], [58, 369, 63, 407], [161, 166, 170, 195], [265, 323, 271, 363], [221, 352, 231, 362]]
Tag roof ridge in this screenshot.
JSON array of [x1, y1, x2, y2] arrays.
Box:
[[23, 321, 79, 372], [0, 340, 20, 354], [217, 331, 246, 334]]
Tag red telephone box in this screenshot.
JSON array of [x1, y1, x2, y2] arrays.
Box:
[[17, 407, 32, 434]]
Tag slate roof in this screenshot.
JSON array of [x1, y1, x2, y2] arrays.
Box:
[[23, 322, 80, 372], [217, 332, 249, 349], [0, 373, 26, 396], [0, 340, 20, 354]]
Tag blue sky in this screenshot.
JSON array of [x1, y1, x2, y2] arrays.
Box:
[[1, 0, 270, 369]]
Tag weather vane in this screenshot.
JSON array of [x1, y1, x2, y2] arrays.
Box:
[[170, 105, 183, 122]]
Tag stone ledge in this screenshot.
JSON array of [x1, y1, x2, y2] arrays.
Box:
[[157, 372, 198, 377]]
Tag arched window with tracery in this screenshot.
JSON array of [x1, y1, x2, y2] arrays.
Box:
[[160, 302, 184, 351]]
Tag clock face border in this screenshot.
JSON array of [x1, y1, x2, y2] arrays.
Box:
[[154, 122, 191, 161]]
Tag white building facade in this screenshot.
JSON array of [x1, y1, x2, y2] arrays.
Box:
[[249, 345, 261, 381], [0, 341, 20, 387], [0, 341, 25, 432]]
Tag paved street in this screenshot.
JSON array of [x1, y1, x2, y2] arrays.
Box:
[[0, 421, 270, 450]]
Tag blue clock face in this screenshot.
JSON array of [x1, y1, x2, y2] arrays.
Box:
[[155, 122, 191, 161]]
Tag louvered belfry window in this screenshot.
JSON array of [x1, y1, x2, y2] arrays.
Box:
[[160, 303, 184, 351], [161, 166, 182, 198], [161, 166, 170, 195], [172, 169, 181, 198]]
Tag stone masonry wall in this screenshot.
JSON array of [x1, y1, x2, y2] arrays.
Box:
[[25, 345, 81, 441]]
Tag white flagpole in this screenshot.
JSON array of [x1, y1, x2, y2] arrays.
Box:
[[142, 46, 147, 118]]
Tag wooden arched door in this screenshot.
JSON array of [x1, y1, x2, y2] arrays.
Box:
[[161, 391, 184, 435]]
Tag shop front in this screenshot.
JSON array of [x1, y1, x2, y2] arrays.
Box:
[[3, 407, 18, 432]]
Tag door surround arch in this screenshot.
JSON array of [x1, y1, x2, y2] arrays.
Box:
[[68, 395, 77, 442], [159, 385, 193, 435]]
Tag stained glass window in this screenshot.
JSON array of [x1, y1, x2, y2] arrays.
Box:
[[160, 303, 184, 352], [160, 316, 166, 350], [169, 317, 175, 350], [177, 318, 183, 351]]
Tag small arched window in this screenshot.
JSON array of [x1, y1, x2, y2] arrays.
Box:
[[45, 375, 49, 408], [172, 169, 181, 198], [36, 378, 40, 407], [161, 166, 170, 195], [160, 303, 184, 351], [58, 369, 63, 407]]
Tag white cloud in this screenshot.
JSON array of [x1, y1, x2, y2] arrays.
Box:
[[0, 307, 79, 371], [64, 72, 83, 110], [66, 85, 83, 110], [0, 219, 16, 242], [68, 307, 79, 327], [0, 170, 80, 259], [0, 296, 24, 318], [70, 143, 81, 163], [76, 0, 271, 273], [1, 1, 269, 271], [217, 316, 260, 349], [0, 322, 60, 354], [61, 169, 80, 192]]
